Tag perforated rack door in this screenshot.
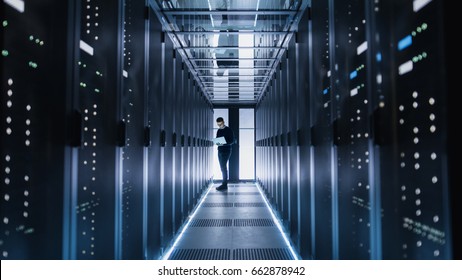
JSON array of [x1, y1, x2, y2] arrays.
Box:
[[381, 0, 451, 259], [119, 0, 147, 260], [310, 0, 334, 260], [1, 0, 71, 259], [333, 0, 373, 259], [74, 0, 122, 259]]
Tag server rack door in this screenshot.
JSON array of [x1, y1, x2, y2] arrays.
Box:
[[288, 37, 299, 241], [119, 0, 146, 259], [173, 52, 183, 233], [1, 0, 71, 259], [74, 0, 123, 260], [161, 37, 174, 249], [310, 0, 335, 260], [381, 0, 452, 259], [275, 62, 288, 220], [296, 9, 314, 259], [184, 75, 192, 214], [269, 82, 277, 205], [332, 0, 372, 259], [146, 12, 163, 260]]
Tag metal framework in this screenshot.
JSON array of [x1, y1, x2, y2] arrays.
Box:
[[148, 0, 310, 105]]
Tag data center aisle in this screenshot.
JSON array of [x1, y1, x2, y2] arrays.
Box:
[[166, 183, 296, 260]]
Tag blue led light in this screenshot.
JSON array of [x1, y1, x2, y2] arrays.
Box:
[[350, 70, 358, 80], [398, 35, 412, 51], [323, 88, 329, 95], [376, 52, 382, 62]]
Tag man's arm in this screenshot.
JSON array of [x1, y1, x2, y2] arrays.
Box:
[[224, 127, 235, 146]]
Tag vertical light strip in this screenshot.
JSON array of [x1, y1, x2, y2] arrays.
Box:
[[207, 0, 215, 27], [161, 183, 214, 260], [256, 182, 300, 260], [253, 0, 261, 27]]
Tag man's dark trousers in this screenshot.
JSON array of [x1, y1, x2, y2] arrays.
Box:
[[218, 150, 232, 185]]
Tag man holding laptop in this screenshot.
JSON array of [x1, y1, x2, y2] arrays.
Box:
[[214, 117, 235, 191]]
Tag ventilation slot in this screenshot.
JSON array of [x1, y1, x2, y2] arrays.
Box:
[[190, 219, 233, 227], [234, 202, 266, 207], [235, 192, 260, 195], [202, 202, 234, 207], [234, 218, 275, 227], [208, 192, 233, 195], [169, 248, 231, 260], [233, 248, 294, 260]]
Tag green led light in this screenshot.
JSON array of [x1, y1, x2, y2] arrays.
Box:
[[421, 23, 428, 30], [94, 88, 100, 93], [2, 20, 7, 27], [2, 50, 8, 56], [422, 52, 427, 58], [29, 35, 34, 41], [78, 61, 82, 65], [35, 39, 40, 43], [28, 61, 38, 68], [40, 41, 44, 46]]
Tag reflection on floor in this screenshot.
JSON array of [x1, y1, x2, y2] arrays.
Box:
[[165, 183, 297, 260]]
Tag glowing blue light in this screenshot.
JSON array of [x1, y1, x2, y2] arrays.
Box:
[[376, 52, 382, 62], [323, 88, 329, 95], [256, 182, 300, 260], [398, 35, 412, 51], [350, 70, 358, 80], [161, 183, 214, 260]]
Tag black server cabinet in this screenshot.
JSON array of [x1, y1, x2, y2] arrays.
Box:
[[146, 10, 163, 260], [297, 8, 314, 260], [280, 62, 288, 221], [161, 35, 174, 251], [380, 0, 452, 259], [274, 71, 283, 215], [287, 37, 299, 246], [310, 0, 335, 260], [332, 0, 373, 259], [120, 0, 147, 259], [1, 0, 72, 259], [74, 0, 123, 259], [173, 50, 182, 234], [183, 74, 193, 214]]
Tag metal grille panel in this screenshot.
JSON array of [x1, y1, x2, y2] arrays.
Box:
[[202, 202, 234, 207], [233, 248, 294, 260], [235, 192, 260, 195], [169, 249, 231, 260], [234, 219, 275, 227], [190, 219, 233, 227], [234, 202, 266, 207]]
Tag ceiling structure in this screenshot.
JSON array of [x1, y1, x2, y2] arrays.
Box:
[[150, 0, 310, 105]]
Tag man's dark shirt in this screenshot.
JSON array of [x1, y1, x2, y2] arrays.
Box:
[[216, 126, 235, 152]]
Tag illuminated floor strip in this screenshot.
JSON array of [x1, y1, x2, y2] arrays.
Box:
[[255, 182, 300, 260], [161, 183, 214, 260]]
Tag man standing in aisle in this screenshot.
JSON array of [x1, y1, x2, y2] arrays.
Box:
[[215, 117, 235, 191]]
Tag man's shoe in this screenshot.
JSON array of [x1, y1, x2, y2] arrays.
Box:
[[216, 184, 228, 191]]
